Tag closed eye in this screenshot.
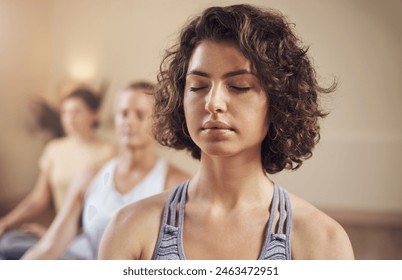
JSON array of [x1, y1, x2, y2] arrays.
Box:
[[189, 86, 208, 92], [230, 86, 251, 93]]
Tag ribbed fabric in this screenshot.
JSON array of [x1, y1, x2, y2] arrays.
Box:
[[152, 181, 292, 260]]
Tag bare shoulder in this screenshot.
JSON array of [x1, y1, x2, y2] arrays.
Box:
[[164, 163, 191, 190], [289, 193, 354, 260], [98, 190, 172, 259]]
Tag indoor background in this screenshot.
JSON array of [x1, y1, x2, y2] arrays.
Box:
[[0, 0, 401, 259]]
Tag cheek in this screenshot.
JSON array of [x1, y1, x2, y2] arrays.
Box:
[[61, 116, 68, 124], [61, 111, 71, 120], [114, 117, 123, 132], [183, 109, 196, 136], [253, 102, 269, 127], [84, 112, 96, 122], [257, 106, 270, 135], [183, 94, 200, 129], [79, 116, 91, 126], [238, 99, 269, 133], [183, 93, 190, 115], [183, 96, 191, 124], [253, 100, 269, 121], [144, 120, 154, 135]]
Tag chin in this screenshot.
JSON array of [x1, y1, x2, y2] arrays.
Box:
[[200, 145, 238, 158], [66, 130, 81, 138], [125, 141, 147, 150]]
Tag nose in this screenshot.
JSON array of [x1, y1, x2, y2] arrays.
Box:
[[123, 112, 139, 127], [205, 84, 227, 114]]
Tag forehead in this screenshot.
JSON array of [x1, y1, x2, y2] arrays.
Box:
[[61, 97, 88, 109], [116, 89, 153, 110], [187, 40, 252, 75]]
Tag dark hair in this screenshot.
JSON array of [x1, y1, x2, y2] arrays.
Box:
[[31, 98, 65, 138], [154, 4, 335, 174], [126, 80, 155, 95], [63, 87, 101, 113], [30, 87, 103, 138]]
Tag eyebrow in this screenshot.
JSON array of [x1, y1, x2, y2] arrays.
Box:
[[186, 69, 256, 78]]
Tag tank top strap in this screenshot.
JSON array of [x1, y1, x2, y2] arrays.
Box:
[[266, 184, 292, 236], [259, 183, 293, 260], [283, 188, 292, 238], [266, 183, 279, 235], [152, 181, 188, 260], [177, 181, 189, 229], [159, 183, 181, 227], [277, 187, 287, 234], [277, 186, 292, 258], [167, 181, 188, 227]]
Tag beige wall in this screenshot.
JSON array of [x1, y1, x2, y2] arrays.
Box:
[[0, 0, 52, 212], [1, 0, 401, 213]]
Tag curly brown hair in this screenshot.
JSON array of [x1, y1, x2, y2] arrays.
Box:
[[154, 4, 335, 174]]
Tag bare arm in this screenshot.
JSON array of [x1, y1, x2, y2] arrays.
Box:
[[291, 199, 355, 260], [22, 169, 97, 259], [295, 222, 354, 260], [98, 207, 139, 260], [0, 171, 52, 235], [98, 193, 168, 260]]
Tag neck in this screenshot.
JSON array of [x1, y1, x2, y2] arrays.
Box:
[[69, 131, 96, 143], [116, 144, 158, 174], [190, 150, 274, 209]]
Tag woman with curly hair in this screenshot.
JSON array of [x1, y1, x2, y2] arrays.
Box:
[[99, 4, 354, 260]]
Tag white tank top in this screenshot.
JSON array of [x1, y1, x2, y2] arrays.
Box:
[[81, 158, 168, 259]]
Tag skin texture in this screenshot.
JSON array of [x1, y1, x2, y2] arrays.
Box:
[[22, 88, 189, 259], [184, 41, 269, 160], [60, 97, 98, 141], [98, 41, 354, 260], [0, 96, 99, 238]]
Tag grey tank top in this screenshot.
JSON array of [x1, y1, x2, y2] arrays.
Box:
[[152, 181, 292, 260]]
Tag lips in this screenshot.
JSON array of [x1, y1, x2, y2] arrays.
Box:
[[120, 128, 137, 137], [202, 120, 234, 131]]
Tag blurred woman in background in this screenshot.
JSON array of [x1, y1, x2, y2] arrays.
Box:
[[0, 87, 115, 259], [22, 81, 189, 259]]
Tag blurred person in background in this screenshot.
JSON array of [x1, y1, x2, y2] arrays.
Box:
[[22, 81, 190, 259], [0, 87, 115, 259]]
